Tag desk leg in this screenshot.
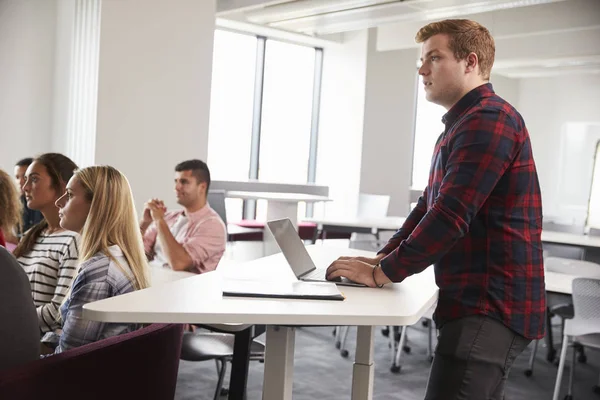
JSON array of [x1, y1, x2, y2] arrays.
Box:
[[229, 328, 252, 400], [352, 326, 375, 400], [263, 326, 295, 400], [263, 201, 299, 256]]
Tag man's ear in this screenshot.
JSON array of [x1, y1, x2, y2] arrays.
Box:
[[465, 52, 478, 73]]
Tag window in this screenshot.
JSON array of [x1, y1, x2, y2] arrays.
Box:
[[207, 30, 323, 222], [255, 40, 317, 220], [411, 77, 445, 190], [207, 30, 257, 222], [587, 141, 600, 228]]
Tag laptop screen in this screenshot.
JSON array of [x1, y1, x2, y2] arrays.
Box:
[[267, 218, 317, 278]]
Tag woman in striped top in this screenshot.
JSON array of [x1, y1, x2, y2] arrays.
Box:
[[13, 153, 79, 335], [53, 166, 150, 353]]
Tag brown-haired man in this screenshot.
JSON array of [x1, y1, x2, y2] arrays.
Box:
[[327, 19, 545, 399]]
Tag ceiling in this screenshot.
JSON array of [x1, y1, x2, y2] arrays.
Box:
[[217, 0, 600, 78]]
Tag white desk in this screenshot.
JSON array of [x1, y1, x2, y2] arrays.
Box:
[[226, 191, 331, 255], [303, 216, 406, 237], [545, 271, 575, 295], [542, 231, 600, 249], [84, 245, 438, 400]]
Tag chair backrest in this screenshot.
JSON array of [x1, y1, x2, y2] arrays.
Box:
[[0, 247, 40, 371], [208, 190, 228, 225], [572, 278, 600, 320], [545, 257, 600, 277], [0, 323, 184, 400], [357, 193, 390, 218], [589, 227, 600, 236]]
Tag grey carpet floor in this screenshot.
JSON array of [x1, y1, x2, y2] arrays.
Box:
[[175, 322, 600, 400]]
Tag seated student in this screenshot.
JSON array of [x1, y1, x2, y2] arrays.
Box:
[[141, 159, 226, 273], [14, 157, 44, 236], [52, 165, 150, 353], [0, 169, 22, 249], [13, 153, 80, 334]]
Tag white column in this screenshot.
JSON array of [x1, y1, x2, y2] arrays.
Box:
[[53, 0, 101, 168], [94, 0, 216, 212]]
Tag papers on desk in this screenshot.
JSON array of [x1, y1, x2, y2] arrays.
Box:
[[222, 279, 345, 301]]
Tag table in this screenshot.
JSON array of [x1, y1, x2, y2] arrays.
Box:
[[84, 245, 439, 400], [541, 231, 600, 250], [303, 216, 406, 243], [226, 191, 331, 255]]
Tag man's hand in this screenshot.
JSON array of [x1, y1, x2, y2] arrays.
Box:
[[326, 258, 379, 287], [148, 200, 167, 221], [335, 254, 384, 266]]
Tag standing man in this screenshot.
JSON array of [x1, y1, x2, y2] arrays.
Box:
[[14, 158, 44, 236], [326, 19, 545, 399], [141, 159, 226, 273]]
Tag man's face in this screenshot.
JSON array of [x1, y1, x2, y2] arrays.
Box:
[[418, 34, 468, 110], [14, 165, 28, 195], [174, 170, 206, 207]]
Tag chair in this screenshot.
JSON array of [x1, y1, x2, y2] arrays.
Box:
[[0, 247, 39, 371], [208, 190, 263, 241], [543, 221, 586, 260], [553, 278, 600, 400], [180, 330, 265, 400], [0, 323, 184, 399], [389, 302, 436, 373], [525, 257, 600, 376]]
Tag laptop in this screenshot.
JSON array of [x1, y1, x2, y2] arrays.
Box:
[[267, 218, 367, 287]]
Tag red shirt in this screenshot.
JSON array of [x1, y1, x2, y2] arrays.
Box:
[[379, 83, 546, 340]]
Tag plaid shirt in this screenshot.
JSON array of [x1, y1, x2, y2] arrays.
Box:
[[55, 245, 141, 353], [379, 83, 545, 340]]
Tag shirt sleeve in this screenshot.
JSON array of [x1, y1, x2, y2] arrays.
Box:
[[38, 237, 79, 333], [183, 217, 226, 273], [378, 187, 428, 256], [55, 274, 110, 353], [381, 109, 523, 282], [142, 222, 158, 258]]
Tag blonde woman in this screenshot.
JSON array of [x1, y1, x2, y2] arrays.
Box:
[[52, 166, 150, 353], [0, 169, 22, 248]]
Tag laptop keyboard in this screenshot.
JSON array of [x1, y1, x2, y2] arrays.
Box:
[[303, 268, 327, 280]]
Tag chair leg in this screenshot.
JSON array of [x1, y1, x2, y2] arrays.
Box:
[[391, 326, 408, 373], [427, 320, 433, 362], [553, 335, 570, 400], [339, 326, 350, 358], [525, 340, 538, 377], [546, 309, 557, 362], [214, 359, 228, 400], [567, 340, 576, 398]]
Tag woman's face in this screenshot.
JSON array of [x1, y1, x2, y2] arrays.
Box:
[[55, 176, 91, 233], [22, 161, 61, 212]]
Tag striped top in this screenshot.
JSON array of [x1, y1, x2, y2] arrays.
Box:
[[18, 231, 79, 333], [56, 245, 140, 353]]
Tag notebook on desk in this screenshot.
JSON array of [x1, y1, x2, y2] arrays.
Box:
[[222, 279, 345, 301]]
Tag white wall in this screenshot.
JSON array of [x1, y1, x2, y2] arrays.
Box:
[[519, 74, 600, 224], [359, 29, 521, 216], [360, 29, 419, 216], [94, 0, 216, 213], [316, 30, 369, 218], [0, 0, 57, 173]]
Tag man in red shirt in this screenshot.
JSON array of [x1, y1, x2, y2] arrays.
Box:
[[327, 19, 545, 399]]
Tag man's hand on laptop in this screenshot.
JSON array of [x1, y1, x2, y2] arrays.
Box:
[[326, 256, 387, 288], [336, 253, 384, 266]]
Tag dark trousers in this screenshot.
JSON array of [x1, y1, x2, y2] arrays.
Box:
[[424, 315, 531, 400]]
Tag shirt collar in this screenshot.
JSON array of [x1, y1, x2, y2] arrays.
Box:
[[441, 83, 494, 127], [181, 203, 211, 222]]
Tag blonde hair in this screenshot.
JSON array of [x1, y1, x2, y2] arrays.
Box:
[[75, 166, 150, 290], [415, 19, 495, 80], [0, 169, 22, 236]]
